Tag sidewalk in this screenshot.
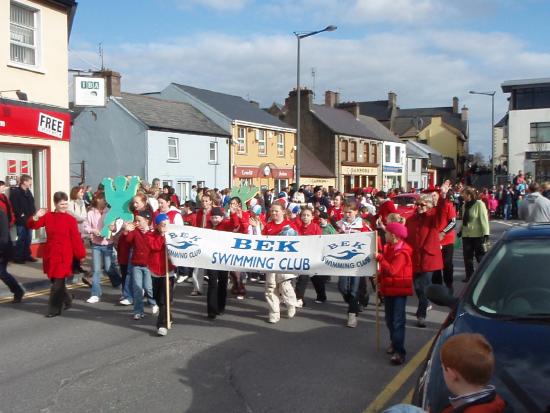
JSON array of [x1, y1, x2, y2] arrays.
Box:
[[0, 249, 92, 299]]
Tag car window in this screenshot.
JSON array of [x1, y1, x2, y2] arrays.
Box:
[[394, 196, 416, 206], [470, 239, 550, 317]]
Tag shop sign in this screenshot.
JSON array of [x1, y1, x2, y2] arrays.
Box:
[[20, 160, 29, 174], [383, 166, 403, 173], [74, 76, 106, 107], [7, 160, 17, 174], [0, 102, 71, 141], [273, 168, 294, 179], [341, 166, 378, 176], [234, 166, 259, 178]]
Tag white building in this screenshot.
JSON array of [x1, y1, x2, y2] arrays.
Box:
[[501, 78, 550, 182], [406, 142, 428, 190]]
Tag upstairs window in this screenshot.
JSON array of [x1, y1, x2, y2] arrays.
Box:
[[341, 140, 348, 162], [277, 133, 285, 157], [371, 143, 378, 164], [257, 130, 266, 155], [350, 141, 357, 162], [363, 143, 370, 163], [237, 127, 246, 154], [395, 146, 401, 164], [385, 145, 391, 163], [168, 137, 179, 160], [10, 2, 39, 67], [209, 141, 218, 163], [530, 122, 550, 143]]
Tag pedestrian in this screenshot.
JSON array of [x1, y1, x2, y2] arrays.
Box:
[[262, 203, 299, 324], [0, 208, 25, 303], [328, 193, 345, 225], [9, 174, 37, 263], [83, 185, 94, 209], [147, 213, 175, 336], [432, 189, 457, 294], [228, 197, 249, 299], [155, 193, 184, 225], [27, 191, 86, 317], [405, 185, 449, 327], [376, 222, 413, 365], [0, 180, 15, 226], [124, 210, 158, 320], [318, 211, 336, 234], [458, 187, 490, 283], [68, 186, 88, 275], [191, 190, 216, 296], [518, 182, 550, 223], [84, 192, 122, 304], [336, 201, 372, 328], [295, 206, 322, 307]]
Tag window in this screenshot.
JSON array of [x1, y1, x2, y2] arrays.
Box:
[[257, 130, 266, 155], [209, 141, 218, 163], [411, 159, 417, 172], [385, 145, 391, 163], [275, 179, 288, 193], [341, 140, 348, 162], [197, 180, 205, 188], [395, 146, 401, 164], [237, 127, 247, 154], [350, 141, 357, 162], [168, 137, 179, 160], [162, 180, 173, 188], [10, 2, 38, 66], [363, 143, 369, 163], [178, 181, 191, 202], [371, 144, 378, 164], [277, 133, 285, 157], [530, 122, 550, 143]]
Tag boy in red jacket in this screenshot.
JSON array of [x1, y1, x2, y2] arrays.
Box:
[[376, 222, 413, 365], [148, 213, 175, 336]]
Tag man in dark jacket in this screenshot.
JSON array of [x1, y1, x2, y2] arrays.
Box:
[[9, 174, 37, 263], [0, 208, 25, 302]]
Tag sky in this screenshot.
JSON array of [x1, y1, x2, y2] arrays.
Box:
[[69, 0, 550, 158]]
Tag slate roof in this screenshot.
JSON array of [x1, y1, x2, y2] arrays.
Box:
[[171, 83, 292, 129], [357, 100, 392, 121], [397, 107, 468, 137], [406, 142, 428, 159], [117, 93, 230, 136], [393, 116, 433, 137], [358, 115, 401, 143], [301, 144, 335, 178], [311, 104, 380, 139], [408, 141, 445, 168], [501, 77, 550, 92], [495, 113, 508, 128]]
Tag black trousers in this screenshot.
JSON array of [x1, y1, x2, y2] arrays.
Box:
[[152, 276, 174, 328], [432, 244, 454, 289], [462, 237, 485, 281], [207, 270, 228, 317], [311, 276, 329, 302], [48, 278, 71, 315], [295, 274, 309, 301]]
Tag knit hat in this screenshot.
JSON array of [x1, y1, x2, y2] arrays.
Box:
[[385, 222, 408, 239], [137, 210, 152, 222], [211, 207, 225, 217], [278, 191, 287, 199], [287, 202, 300, 215], [318, 211, 329, 220], [155, 213, 168, 225]]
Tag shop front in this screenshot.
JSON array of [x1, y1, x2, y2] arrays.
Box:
[[383, 165, 404, 191], [340, 165, 379, 193], [233, 164, 295, 193], [0, 100, 71, 255]]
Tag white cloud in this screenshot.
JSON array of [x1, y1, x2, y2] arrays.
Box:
[[176, 0, 249, 11], [69, 28, 550, 157]]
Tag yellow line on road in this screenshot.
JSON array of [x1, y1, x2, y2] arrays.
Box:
[[402, 387, 414, 404], [362, 337, 434, 413], [0, 279, 109, 304]]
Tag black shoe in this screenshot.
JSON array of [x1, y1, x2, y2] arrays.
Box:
[[81, 276, 92, 287], [13, 259, 25, 264], [13, 291, 24, 303], [207, 314, 216, 320], [462, 277, 470, 283], [390, 353, 405, 365], [45, 312, 61, 318], [26, 257, 39, 263]]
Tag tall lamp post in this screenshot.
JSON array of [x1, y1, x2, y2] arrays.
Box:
[[294, 25, 337, 190], [469, 90, 496, 185]]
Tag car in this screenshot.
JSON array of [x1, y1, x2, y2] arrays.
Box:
[[412, 223, 550, 413], [392, 193, 419, 219]]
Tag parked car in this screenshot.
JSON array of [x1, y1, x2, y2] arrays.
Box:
[[392, 193, 419, 219], [413, 224, 550, 413]]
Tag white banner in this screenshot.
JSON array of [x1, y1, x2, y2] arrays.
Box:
[[165, 225, 377, 277]]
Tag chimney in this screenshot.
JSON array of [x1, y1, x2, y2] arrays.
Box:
[[452, 96, 459, 114], [325, 90, 340, 107], [340, 102, 360, 119], [285, 88, 313, 127], [388, 91, 397, 109], [94, 70, 122, 97], [461, 105, 468, 121]]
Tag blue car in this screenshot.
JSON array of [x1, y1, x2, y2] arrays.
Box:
[[413, 223, 550, 413]]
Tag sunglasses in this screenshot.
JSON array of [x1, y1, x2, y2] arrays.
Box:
[[415, 203, 428, 207]]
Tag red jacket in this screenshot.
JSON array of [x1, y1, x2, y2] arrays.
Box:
[[232, 211, 250, 234], [377, 241, 413, 297], [125, 228, 153, 266], [183, 212, 196, 227], [212, 218, 238, 232], [195, 208, 212, 228], [297, 221, 322, 236], [328, 206, 344, 224], [262, 218, 297, 236], [439, 199, 457, 246], [406, 199, 448, 273], [376, 199, 397, 224], [116, 232, 131, 265], [0, 194, 15, 226], [441, 394, 506, 413], [147, 230, 175, 276], [27, 212, 86, 278]]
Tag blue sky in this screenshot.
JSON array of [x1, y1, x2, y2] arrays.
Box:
[[69, 0, 550, 159]]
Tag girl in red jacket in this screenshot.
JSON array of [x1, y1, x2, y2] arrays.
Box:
[[27, 191, 86, 317], [376, 222, 413, 365], [229, 197, 249, 299], [294, 206, 322, 307]]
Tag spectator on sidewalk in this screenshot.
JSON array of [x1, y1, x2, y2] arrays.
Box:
[[9, 174, 37, 263], [0, 208, 24, 303], [0, 181, 15, 226], [518, 182, 550, 223], [68, 186, 88, 275]]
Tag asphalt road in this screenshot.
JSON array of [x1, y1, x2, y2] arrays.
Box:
[[0, 220, 514, 413]]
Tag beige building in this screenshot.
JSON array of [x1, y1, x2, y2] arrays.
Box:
[[0, 0, 76, 252]]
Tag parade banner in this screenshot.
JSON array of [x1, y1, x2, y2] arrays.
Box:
[[165, 225, 377, 277]]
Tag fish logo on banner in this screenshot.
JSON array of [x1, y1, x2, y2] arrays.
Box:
[[167, 231, 203, 260], [322, 240, 372, 270]]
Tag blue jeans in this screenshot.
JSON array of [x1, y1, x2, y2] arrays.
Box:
[[504, 203, 512, 220], [384, 296, 407, 356], [383, 404, 425, 413], [133, 265, 156, 315], [413, 272, 432, 319], [15, 225, 32, 261], [0, 261, 24, 295], [91, 244, 121, 297], [338, 276, 361, 314]]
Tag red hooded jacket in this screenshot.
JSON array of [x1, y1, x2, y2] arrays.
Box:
[[377, 241, 413, 297], [297, 221, 322, 236], [147, 230, 175, 276], [262, 218, 298, 236]]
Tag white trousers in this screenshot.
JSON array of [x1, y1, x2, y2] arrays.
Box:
[[192, 268, 205, 293], [265, 272, 298, 316]]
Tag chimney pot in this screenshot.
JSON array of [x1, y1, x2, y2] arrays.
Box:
[[388, 91, 397, 109], [325, 90, 340, 107], [461, 105, 469, 121], [452, 96, 459, 114]]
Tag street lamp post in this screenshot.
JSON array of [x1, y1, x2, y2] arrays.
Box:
[[469, 90, 496, 185], [294, 25, 337, 190]]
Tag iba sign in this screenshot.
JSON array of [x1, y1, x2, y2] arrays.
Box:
[[74, 76, 105, 106]]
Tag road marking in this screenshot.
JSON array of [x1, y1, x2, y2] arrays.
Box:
[[402, 387, 414, 404], [0, 279, 108, 304], [362, 336, 434, 413]]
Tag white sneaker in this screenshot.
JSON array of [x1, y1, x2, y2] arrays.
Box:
[[347, 313, 358, 328], [176, 275, 188, 284], [157, 327, 168, 336], [268, 313, 280, 324], [152, 305, 159, 315], [119, 298, 132, 306], [295, 299, 304, 308], [86, 296, 99, 304], [133, 313, 144, 320], [287, 305, 296, 319]]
